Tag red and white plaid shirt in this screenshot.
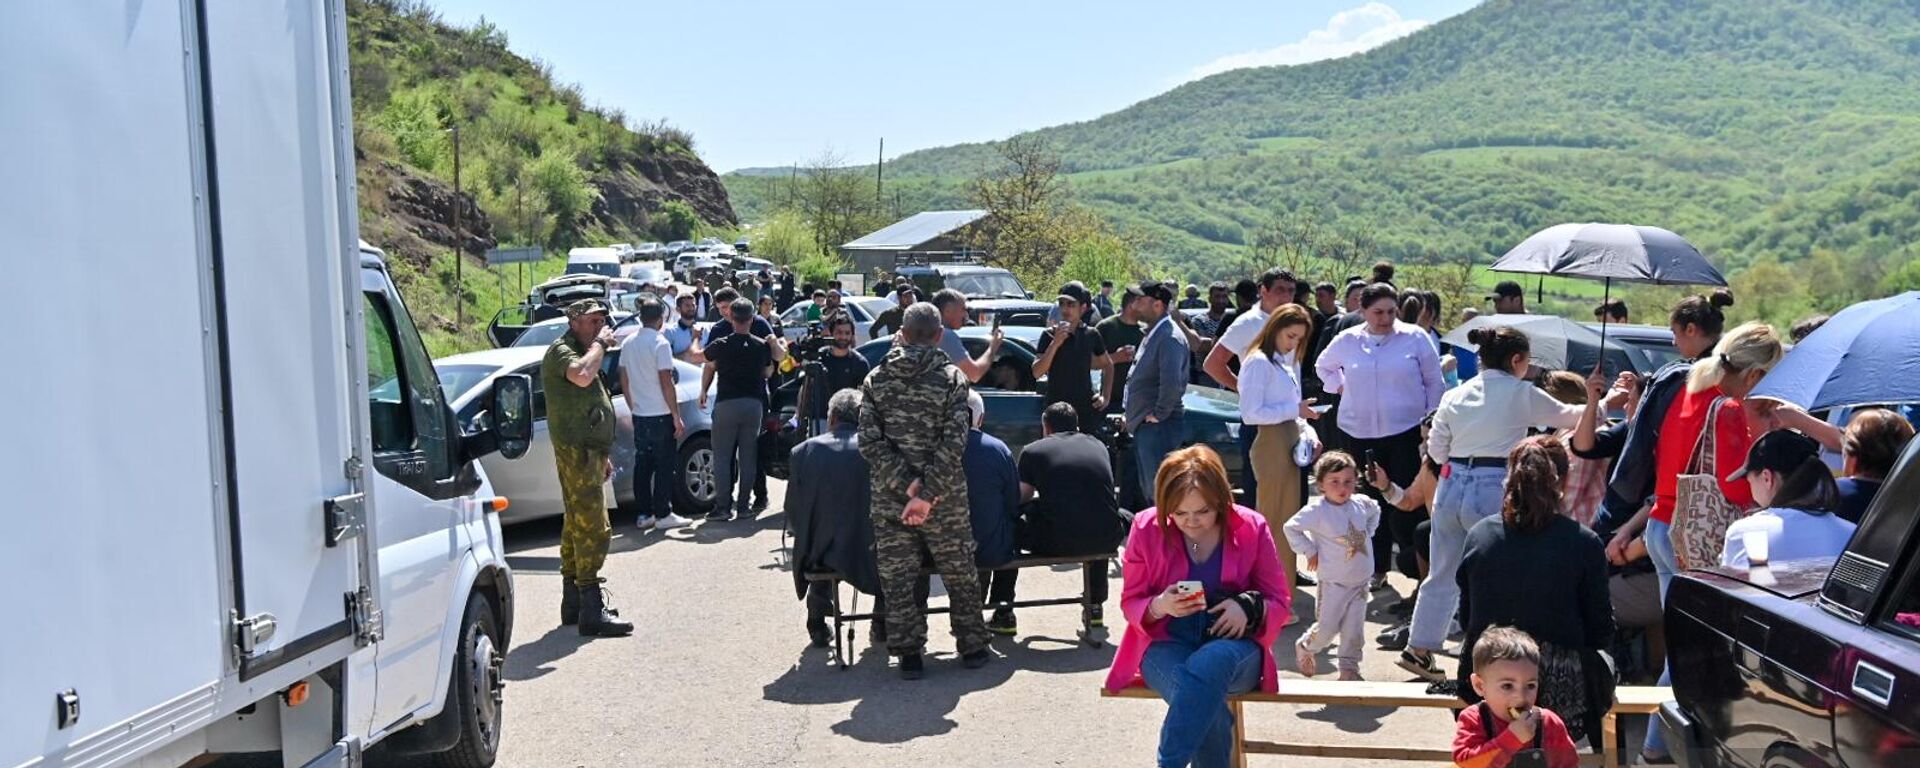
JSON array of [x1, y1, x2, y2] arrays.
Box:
[[1562, 455, 1608, 527]]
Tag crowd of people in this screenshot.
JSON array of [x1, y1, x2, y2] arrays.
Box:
[[534, 256, 1916, 768]]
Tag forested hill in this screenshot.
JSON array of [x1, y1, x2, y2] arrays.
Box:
[[347, 0, 736, 354], [763, 0, 1920, 323]]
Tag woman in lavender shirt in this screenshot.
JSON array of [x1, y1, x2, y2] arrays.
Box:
[[1314, 283, 1446, 595]]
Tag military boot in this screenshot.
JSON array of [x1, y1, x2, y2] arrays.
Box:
[[560, 581, 580, 626], [577, 581, 635, 638]]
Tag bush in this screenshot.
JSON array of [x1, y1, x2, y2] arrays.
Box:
[[653, 199, 700, 242], [791, 251, 848, 290], [750, 211, 815, 265]]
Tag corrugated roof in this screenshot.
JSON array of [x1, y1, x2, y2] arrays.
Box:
[[842, 210, 987, 250]]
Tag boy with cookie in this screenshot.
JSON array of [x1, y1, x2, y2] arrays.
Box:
[[1452, 626, 1580, 768]]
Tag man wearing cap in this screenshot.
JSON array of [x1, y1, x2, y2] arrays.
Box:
[[1489, 280, 1527, 315], [543, 298, 635, 637], [1093, 280, 1116, 319], [1034, 282, 1115, 432], [1718, 429, 1856, 568], [870, 284, 918, 340], [700, 298, 788, 520], [1122, 282, 1190, 499]]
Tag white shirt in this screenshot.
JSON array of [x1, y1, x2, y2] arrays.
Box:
[[1315, 321, 1447, 439], [1283, 495, 1380, 586], [1238, 351, 1305, 426], [620, 326, 677, 417], [1426, 369, 1582, 464], [1215, 305, 1270, 362], [1721, 507, 1857, 568]]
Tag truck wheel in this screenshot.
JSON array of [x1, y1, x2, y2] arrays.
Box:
[[434, 593, 503, 768], [675, 433, 716, 514]]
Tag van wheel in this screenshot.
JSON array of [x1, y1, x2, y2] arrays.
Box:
[[434, 593, 503, 768], [675, 433, 716, 514]]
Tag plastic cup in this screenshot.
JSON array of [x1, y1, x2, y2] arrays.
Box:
[[1744, 530, 1771, 566]]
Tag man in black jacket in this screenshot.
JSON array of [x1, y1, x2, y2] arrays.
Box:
[[787, 389, 881, 647]]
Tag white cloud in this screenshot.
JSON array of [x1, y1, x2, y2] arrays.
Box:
[[1188, 3, 1429, 81]]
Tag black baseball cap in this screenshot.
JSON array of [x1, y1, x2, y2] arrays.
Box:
[[1725, 429, 1823, 483], [1057, 281, 1094, 306], [1487, 280, 1525, 301], [1139, 281, 1176, 304]]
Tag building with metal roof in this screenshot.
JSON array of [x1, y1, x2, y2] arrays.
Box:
[[840, 210, 989, 277]]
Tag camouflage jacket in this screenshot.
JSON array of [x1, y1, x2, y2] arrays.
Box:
[[858, 342, 972, 510]]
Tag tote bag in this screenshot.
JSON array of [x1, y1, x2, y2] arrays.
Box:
[[1671, 397, 1748, 569]]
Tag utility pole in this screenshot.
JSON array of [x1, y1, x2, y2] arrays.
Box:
[[515, 180, 525, 299], [448, 123, 464, 329], [876, 137, 884, 205]]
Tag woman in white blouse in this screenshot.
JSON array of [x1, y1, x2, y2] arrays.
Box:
[[1396, 324, 1584, 681], [1238, 304, 1321, 588]]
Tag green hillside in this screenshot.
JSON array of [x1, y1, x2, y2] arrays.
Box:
[[729, 0, 1920, 325], [348, 0, 737, 355]]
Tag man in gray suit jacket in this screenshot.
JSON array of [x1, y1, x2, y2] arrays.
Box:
[[786, 389, 881, 647], [1121, 282, 1189, 501]]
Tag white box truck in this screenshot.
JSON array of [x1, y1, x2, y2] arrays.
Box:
[[2, 2, 532, 766]]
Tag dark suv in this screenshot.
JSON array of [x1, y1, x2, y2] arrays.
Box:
[[895, 263, 1052, 326], [1660, 438, 1920, 767]]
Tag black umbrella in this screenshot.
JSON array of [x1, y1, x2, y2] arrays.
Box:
[[1488, 223, 1729, 348]]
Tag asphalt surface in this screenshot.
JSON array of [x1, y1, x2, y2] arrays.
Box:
[[363, 477, 1624, 767]]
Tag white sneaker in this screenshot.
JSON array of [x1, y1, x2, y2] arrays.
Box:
[[656, 513, 694, 529], [634, 516, 656, 531]]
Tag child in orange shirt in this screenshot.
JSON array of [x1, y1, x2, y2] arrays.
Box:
[[1453, 627, 1580, 768]]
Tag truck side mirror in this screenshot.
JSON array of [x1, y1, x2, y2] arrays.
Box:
[[493, 374, 533, 460]]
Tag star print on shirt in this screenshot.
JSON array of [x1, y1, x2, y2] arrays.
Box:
[[1337, 520, 1371, 560]]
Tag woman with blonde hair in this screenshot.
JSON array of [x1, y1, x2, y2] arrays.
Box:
[[1237, 304, 1321, 588], [1623, 320, 1783, 763], [1106, 446, 1291, 768]]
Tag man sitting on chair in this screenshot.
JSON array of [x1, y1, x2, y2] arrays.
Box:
[[786, 389, 880, 648], [985, 402, 1129, 636]]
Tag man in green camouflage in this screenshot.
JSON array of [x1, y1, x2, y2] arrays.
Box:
[[543, 298, 634, 638], [858, 302, 993, 679]]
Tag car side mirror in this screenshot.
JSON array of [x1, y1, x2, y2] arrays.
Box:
[[492, 374, 533, 460]]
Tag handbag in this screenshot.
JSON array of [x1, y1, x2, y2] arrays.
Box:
[[1671, 397, 1748, 570]]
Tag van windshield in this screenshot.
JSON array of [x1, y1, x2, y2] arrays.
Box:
[[946, 273, 1027, 299], [435, 364, 499, 403], [564, 262, 621, 278]]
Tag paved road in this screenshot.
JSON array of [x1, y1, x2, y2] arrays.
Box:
[[370, 477, 1519, 767]]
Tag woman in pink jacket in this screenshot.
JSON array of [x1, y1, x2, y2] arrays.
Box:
[[1105, 445, 1292, 768]]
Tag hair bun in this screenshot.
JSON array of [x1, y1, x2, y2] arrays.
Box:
[[1709, 288, 1735, 309], [1467, 327, 1492, 346]]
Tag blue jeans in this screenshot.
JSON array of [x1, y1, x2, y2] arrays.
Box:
[[1141, 639, 1263, 768], [1237, 423, 1258, 507], [1643, 517, 1678, 754], [632, 415, 678, 519], [1133, 414, 1187, 503], [1409, 463, 1508, 652]]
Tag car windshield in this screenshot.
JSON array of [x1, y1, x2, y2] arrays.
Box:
[[946, 273, 1027, 299], [1620, 339, 1681, 371], [435, 364, 498, 403], [512, 322, 568, 348], [564, 261, 621, 278]]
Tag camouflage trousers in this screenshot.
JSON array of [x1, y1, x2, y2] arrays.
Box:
[[872, 501, 992, 657], [554, 442, 610, 587]]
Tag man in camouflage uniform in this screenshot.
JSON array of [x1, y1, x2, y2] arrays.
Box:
[[858, 302, 994, 679], [542, 298, 635, 638]]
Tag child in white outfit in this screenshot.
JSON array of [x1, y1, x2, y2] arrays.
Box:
[[1284, 451, 1380, 680]]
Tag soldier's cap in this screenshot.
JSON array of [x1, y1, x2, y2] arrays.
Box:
[[1725, 428, 1822, 483], [564, 298, 611, 318], [1056, 281, 1093, 306]]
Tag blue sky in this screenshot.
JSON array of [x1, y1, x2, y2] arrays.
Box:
[[429, 1, 1480, 172]]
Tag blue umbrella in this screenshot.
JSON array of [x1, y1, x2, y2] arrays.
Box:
[[1750, 292, 1920, 411]]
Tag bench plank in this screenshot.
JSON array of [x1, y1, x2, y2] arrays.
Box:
[[803, 553, 1110, 582]]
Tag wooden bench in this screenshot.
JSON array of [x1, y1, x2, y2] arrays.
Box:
[[1102, 679, 1669, 768], [804, 553, 1113, 668]]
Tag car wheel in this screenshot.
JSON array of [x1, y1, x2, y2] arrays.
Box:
[[432, 593, 503, 768], [675, 433, 716, 514]]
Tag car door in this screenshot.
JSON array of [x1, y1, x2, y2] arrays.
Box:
[[963, 337, 1046, 452], [481, 364, 562, 523], [1835, 557, 1920, 766], [362, 286, 471, 732]]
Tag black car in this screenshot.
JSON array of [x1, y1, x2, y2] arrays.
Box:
[[1660, 437, 1920, 767]]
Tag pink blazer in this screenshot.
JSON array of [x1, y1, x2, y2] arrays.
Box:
[[1104, 503, 1292, 693]]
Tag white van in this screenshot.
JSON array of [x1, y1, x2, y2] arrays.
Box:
[[3, 3, 528, 766], [564, 247, 623, 278]]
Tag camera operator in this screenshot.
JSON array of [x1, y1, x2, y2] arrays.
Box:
[[797, 312, 871, 436]]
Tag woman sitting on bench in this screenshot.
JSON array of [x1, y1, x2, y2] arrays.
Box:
[[1104, 445, 1291, 768]]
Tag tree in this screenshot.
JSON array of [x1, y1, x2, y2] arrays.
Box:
[[793, 149, 884, 258], [653, 199, 699, 242]]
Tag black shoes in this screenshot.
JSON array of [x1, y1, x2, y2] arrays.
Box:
[[898, 653, 925, 680], [808, 620, 832, 648], [988, 609, 1017, 636], [1377, 623, 1410, 651], [577, 582, 635, 638], [559, 581, 579, 626], [1295, 570, 1318, 588], [962, 647, 993, 669], [1087, 606, 1105, 628], [751, 497, 769, 512]]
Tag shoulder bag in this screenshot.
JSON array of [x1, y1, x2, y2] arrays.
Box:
[[1670, 397, 1748, 570]]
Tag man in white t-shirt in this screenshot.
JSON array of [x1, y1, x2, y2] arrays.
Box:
[[620, 296, 692, 530], [1201, 268, 1299, 509]]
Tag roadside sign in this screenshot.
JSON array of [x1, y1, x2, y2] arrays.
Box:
[[485, 246, 544, 265]]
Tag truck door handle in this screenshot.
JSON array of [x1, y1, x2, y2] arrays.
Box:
[[1852, 661, 1895, 708]]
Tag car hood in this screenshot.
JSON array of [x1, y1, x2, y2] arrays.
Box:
[[969, 299, 1051, 310], [1700, 557, 1832, 600], [1181, 385, 1240, 419]]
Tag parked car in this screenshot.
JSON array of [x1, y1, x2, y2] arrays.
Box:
[[665, 240, 693, 257], [775, 296, 897, 342], [564, 246, 623, 278], [894, 263, 1052, 325], [487, 274, 614, 347], [759, 325, 1244, 488], [437, 345, 720, 522], [1587, 323, 1681, 377], [1659, 437, 1920, 768], [734, 238, 751, 254]]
